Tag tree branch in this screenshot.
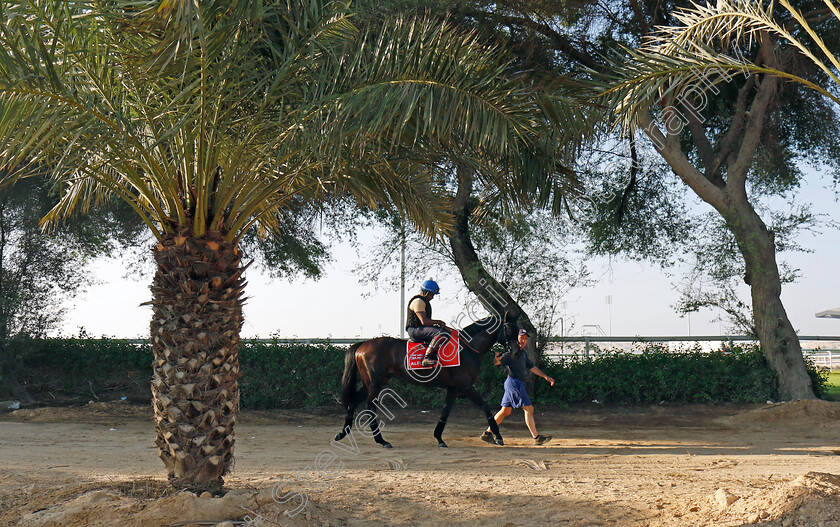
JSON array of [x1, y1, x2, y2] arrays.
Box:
[[482, 12, 604, 71], [637, 109, 726, 211], [615, 131, 639, 223], [628, 0, 651, 36], [711, 73, 755, 180], [727, 34, 780, 193], [682, 104, 717, 180]]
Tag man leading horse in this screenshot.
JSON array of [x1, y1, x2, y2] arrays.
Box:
[[336, 309, 517, 448], [405, 279, 454, 367]]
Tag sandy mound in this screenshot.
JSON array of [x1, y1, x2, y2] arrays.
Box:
[[15, 481, 339, 527], [709, 472, 840, 526], [16, 473, 840, 527], [716, 400, 840, 427]]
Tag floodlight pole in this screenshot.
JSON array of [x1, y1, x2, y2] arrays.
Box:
[[400, 223, 406, 338], [559, 317, 564, 354]]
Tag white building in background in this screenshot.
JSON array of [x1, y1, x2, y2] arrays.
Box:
[[816, 307, 840, 319]]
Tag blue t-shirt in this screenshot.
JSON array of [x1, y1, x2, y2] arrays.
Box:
[[498, 349, 534, 381]]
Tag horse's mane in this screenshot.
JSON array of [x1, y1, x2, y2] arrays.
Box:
[[462, 315, 503, 333]]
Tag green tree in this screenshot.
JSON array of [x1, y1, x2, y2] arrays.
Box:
[[0, 0, 573, 489], [595, 0, 840, 399], [349, 2, 595, 364], [393, 0, 839, 400], [0, 176, 142, 402]]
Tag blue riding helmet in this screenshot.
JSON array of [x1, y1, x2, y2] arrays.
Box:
[[420, 279, 440, 295]]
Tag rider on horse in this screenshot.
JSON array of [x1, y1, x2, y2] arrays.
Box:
[[406, 279, 453, 367]]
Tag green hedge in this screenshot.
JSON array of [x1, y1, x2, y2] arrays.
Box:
[[239, 341, 346, 408], [11, 338, 829, 407], [535, 345, 774, 404], [12, 336, 152, 402], [241, 341, 507, 408]]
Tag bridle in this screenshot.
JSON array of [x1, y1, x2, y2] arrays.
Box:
[[496, 317, 518, 353]]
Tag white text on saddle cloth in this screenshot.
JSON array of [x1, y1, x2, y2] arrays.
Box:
[[407, 331, 461, 369]]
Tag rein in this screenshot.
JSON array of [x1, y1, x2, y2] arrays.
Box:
[[459, 318, 513, 355], [460, 337, 483, 355]]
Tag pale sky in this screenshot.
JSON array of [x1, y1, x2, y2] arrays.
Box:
[[62, 171, 839, 340]]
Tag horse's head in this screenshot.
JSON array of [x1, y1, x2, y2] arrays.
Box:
[[496, 311, 520, 349]]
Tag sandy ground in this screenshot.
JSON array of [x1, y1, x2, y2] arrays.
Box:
[[1, 400, 840, 527]]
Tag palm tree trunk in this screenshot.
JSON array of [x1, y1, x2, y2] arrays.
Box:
[[150, 229, 244, 491], [723, 199, 815, 400]]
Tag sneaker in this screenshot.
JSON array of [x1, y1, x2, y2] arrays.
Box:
[[533, 434, 552, 445], [480, 431, 494, 444]]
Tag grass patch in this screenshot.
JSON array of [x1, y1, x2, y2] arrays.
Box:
[[823, 372, 840, 401]]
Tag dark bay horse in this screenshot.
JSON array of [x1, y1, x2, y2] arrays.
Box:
[[334, 314, 519, 448]]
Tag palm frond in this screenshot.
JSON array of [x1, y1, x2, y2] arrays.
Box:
[[1, 0, 586, 246], [595, 0, 840, 132]]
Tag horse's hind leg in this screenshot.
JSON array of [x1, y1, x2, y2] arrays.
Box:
[[335, 385, 368, 441], [366, 385, 393, 449], [462, 385, 504, 446], [433, 388, 458, 448]]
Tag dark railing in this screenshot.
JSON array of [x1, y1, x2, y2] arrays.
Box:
[[544, 335, 840, 362], [125, 335, 840, 364]]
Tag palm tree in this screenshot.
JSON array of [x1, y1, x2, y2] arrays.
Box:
[[0, 0, 579, 490], [595, 0, 840, 399]]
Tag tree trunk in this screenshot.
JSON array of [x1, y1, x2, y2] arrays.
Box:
[[0, 338, 35, 403], [0, 360, 35, 402], [723, 198, 815, 400], [150, 228, 244, 491], [638, 52, 816, 400], [448, 168, 541, 391]]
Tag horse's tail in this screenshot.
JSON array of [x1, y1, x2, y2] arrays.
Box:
[[340, 342, 363, 410]]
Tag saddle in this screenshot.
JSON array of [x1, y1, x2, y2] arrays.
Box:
[[406, 331, 461, 370]]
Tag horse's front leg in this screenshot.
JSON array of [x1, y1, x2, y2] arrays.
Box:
[[434, 388, 458, 448], [462, 385, 504, 446]]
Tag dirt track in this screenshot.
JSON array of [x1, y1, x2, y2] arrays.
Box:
[[1, 400, 840, 526]]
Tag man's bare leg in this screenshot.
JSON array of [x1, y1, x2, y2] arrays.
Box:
[[523, 405, 539, 438]]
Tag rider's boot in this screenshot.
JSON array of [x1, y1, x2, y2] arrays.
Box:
[[421, 335, 444, 367]]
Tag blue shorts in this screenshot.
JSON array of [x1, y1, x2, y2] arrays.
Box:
[[500, 378, 532, 408]]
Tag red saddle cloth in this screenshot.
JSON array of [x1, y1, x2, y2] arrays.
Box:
[[407, 331, 461, 370]]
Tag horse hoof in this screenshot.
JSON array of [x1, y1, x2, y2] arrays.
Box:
[[382, 442, 393, 449], [334, 433, 344, 441], [495, 438, 505, 446], [438, 442, 448, 448]]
